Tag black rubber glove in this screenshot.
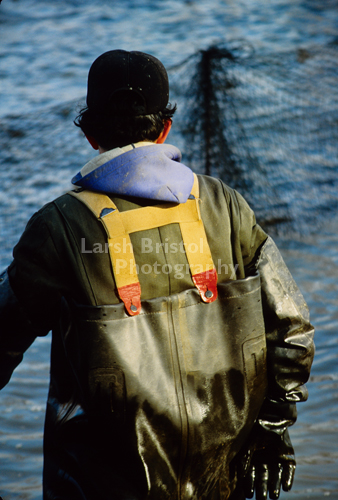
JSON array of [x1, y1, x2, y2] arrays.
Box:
[[238, 426, 296, 500]]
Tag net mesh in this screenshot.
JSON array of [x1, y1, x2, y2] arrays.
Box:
[[168, 40, 338, 233]]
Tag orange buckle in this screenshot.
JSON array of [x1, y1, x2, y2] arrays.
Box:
[[118, 282, 142, 316], [192, 268, 218, 303]]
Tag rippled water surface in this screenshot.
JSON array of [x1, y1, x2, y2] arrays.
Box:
[[1, 0, 338, 498]]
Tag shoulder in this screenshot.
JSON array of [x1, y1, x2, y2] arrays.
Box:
[[13, 192, 88, 252], [34, 191, 97, 227], [197, 174, 268, 266], [196, 173, 252, 214]]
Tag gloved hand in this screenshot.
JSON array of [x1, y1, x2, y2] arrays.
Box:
[[237, 426, 296, 500]]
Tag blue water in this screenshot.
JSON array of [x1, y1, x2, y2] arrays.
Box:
[[1, 0, 338, 498]]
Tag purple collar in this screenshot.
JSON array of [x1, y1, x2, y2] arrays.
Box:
[[72, 143, 194, 203]]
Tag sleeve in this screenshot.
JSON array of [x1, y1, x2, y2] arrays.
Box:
[[256, 235, 315, 412], [236, 236, 315, 499], [0, 208, 67, 388], [0, 268, 48, 389], [227, 186, 315, 498], [230, 187, 315, 407]]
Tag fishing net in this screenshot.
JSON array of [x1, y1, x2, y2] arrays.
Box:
[[168, 40, 338, 234], [1, 40, 338, 253]]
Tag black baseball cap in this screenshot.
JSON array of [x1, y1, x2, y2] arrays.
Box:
[[86, 50, 169, 116]]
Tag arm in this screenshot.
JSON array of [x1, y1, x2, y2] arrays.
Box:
[[239, 236, 315, 499], [0, 207, 67, 388], [0, 268, 48, 389], [257, 236, 314, 407]]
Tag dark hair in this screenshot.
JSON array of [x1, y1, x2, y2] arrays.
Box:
[[74, 102, 177, 151]]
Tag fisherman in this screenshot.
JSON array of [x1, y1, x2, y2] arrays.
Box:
[[0, 50, 314, 500]]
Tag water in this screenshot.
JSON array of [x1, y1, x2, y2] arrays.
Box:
[[0, 0, 338, 498]]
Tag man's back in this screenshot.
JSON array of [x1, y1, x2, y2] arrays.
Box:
[[36, 172, 267, 498], [0, 50, 314, 500]]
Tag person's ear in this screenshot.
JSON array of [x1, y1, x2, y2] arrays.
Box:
[[155, 119, 172, 144], [85, 135, 99, 150]]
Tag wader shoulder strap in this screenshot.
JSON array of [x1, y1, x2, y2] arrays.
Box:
[[69, 174, 217, 315]]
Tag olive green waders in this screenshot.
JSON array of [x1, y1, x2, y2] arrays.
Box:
[[43, 176, 267, 499]]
